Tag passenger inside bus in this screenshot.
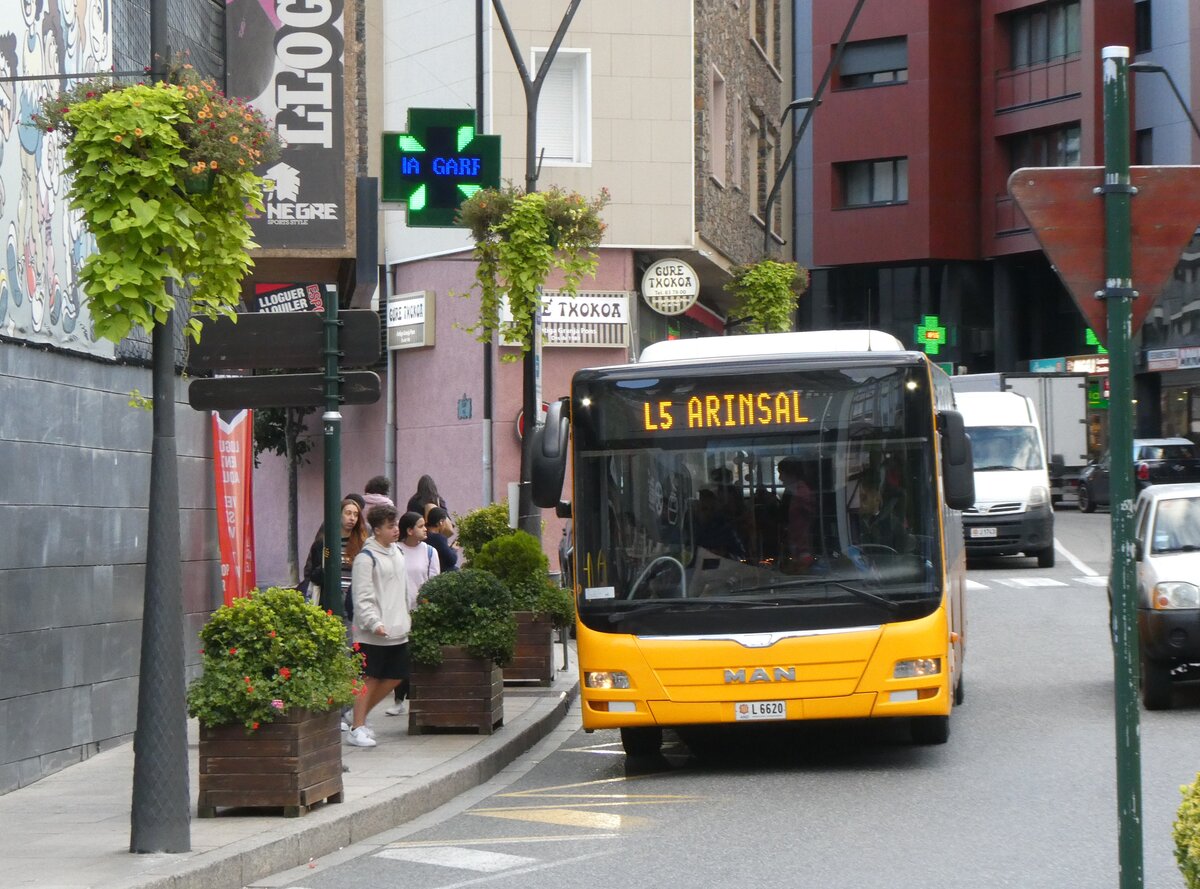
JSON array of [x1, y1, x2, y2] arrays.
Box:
[[777, 457, 817, 571]]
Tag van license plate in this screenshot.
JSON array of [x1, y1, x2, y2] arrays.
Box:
[[735, 700, 786, 721], [970, 527, 998, 538]]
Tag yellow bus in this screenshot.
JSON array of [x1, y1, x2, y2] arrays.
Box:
[[532, 330, 975, 756]]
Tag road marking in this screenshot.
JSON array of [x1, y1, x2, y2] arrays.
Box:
[[419, 850, 612, 889], [966, 579, 989, 590], [992, 577, 1068, 587], [471, 807, 643, 830], [1056, 539, 1098, 576], [376, 846, 537, 872], [1076, 575, 1109, 587], [384, 834, 617, 849]]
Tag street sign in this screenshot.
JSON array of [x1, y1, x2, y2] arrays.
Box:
[[188, 310, 380, 370], [1008, 165, 1200, 345], [187, 371, 381, 410], [381, 108, 501, 227]]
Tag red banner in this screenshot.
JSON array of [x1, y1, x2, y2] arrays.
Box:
[[213, 410, 256, 604]]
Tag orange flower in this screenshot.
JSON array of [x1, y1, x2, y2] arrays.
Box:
[[209, 160, 218, 169], [113, 134, 122, 142], [229, 135, 238, 144], [134, 128, 143, 136]]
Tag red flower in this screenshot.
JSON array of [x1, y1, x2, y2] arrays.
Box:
[[352, 642, 361, 651], [268, 630, 276, 638], [246, 686, 254, 693], [326, 610, 333, 616], [228, 648, 237, 655], [251, 722, 259, 730], [279, 667, 292, 680]]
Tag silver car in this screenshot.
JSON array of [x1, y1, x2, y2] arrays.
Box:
[[1132, 483, 1200, 709]]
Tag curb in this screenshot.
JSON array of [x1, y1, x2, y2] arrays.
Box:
[[111, 683, 579, 889]]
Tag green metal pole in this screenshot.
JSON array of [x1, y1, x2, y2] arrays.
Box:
[[1101, 44, 1143, 889], [323, 287, 344, 617]]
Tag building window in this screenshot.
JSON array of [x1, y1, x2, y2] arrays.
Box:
[[839, 158, 908, 207], [710, 67, 727, 185], [1136, 128, 1154, 165], [837, 37, 908, 89], [732, 95, 743, 190], [1006, 123, 1081, 170], [1135, 1, 1152, 54], [532, 48, 591, 165], [751, 0, 778, 67], [1008, 1, 1081, 69]]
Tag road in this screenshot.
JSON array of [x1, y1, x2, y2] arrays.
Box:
[[256, 508, 1198, 889]]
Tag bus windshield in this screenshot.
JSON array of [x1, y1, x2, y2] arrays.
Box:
[[570, 361, 943, 637]]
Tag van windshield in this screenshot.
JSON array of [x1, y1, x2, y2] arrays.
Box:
[[967, 426, 1043, 471]]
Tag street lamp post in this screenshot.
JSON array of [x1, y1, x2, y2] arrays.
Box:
[[1128, 61, 1200, 147]]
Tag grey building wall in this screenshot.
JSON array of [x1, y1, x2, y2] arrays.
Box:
[[0, 0, 224, 795]]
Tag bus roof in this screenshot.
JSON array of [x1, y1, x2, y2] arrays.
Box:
[[637, 330, 907, 364]]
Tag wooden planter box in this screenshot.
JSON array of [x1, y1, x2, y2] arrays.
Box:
[[503, 611, 555, 686], [409, 645, 504, 735], [197, 708, 343, 818]]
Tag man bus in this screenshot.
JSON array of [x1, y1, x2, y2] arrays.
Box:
[[531, 330, 975, 756]]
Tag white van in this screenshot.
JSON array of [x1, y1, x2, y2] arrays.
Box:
[[954, 390, 1055, 568]]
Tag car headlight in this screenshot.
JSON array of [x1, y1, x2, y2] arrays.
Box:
[[1028, 486, 1050, 507], [894, 658, 941, 678], [585, 670, 630, 689], [1152, 582, 1200, 609]]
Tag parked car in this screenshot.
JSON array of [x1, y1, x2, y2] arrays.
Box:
[[1130, 484, 1200, 709], [1077, 437, 1200, 512]]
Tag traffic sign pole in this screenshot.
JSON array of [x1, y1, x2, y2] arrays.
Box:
[[323, 286, 344, 617], [1101, 45, 1144, 889]]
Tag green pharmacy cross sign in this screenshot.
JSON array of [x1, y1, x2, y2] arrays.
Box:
[[915, 315, 949, 355], [382, 108, 501, 227]]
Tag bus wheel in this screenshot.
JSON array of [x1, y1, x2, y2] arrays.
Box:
[[1141, 654, 1173, 711], [621, 726, 663, 757], [911, 715, 949, 745]]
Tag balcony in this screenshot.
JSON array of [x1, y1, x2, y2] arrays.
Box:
[[995, 56, 1082, 111]]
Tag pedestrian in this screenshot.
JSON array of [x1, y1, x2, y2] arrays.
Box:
[[362, 476, 395, 526], [346, 504, 416, 748], [406, 474, 446, 518], [384, 510, 440, 717], [301, 496, 368, 613], [424, 506, 460, 572]]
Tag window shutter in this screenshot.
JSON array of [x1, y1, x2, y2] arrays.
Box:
[[537, 63, 577, 162]]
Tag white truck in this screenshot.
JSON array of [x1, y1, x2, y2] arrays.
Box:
[[951, 372, 1089, 506], [953, 390, 1056, 568]]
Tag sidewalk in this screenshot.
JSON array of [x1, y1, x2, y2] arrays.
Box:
[[1, 643, 578, 889]]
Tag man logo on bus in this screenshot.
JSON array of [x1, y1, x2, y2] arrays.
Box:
[[724, 667, 797, 683]]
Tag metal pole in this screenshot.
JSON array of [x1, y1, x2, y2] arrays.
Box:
[[323, 284, 344, 616], [1101, 44, 1144, 889], [478, 0, 494, 505], [130, 0, 190, 853]]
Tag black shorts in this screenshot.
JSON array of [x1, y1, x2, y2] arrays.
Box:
[[358, 641, 411, 681]]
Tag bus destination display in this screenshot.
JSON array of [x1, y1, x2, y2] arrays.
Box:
[[641, 390, 810, 433]]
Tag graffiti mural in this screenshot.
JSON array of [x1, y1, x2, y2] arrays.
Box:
[[0, 0, 112, 356]]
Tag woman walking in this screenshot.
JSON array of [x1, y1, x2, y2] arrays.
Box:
[[302, 495, 368, 613], [384, 511, 440, 717], [346, 504, 416, 747]]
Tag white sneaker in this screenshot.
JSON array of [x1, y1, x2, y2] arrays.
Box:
[[346, 726, 376, 747], [362, 724, 377, 739], [340, 719, 350, 732], [384, 701, 407, 716]]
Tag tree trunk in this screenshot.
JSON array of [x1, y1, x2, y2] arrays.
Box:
[[285, 408, 300, 585]]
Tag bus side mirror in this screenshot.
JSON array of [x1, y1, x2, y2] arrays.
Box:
[[532, 398, 570, 508], [940, 410, 976, 511]]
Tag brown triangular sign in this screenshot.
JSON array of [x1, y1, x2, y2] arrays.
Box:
[[1009, 165, 1200, 345]]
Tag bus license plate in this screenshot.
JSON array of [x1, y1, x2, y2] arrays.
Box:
[[970, 527, 997, 538], [735, 700, 786, 721]]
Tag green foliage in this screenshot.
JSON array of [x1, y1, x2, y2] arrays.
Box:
[[527, 576, 576, 628], [253, 407, 316, 467], [470, 530, 574, 627], [456, 184, 609, 359], [186, 587, 362, 730], [31, 62, 280, 344], [723, 260, 809, 334], [1177, 772, 1200, 888], [454, 500, 516, 562], [409, 569, 517, 666]]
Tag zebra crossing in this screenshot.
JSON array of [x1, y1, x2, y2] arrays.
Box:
[[966, 574, 1109, 590]]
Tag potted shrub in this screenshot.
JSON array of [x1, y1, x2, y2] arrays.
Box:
[[408, 569, 516, 734], [454, 500, 516, 563], [1178, 771, 1200, 888], [186, 587, 362, 817], [472, 530, 573, 685]]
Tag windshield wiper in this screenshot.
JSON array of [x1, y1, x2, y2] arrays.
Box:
[[607, 596, 771, 623], [975, 464, 1021, 471], [721, 577, 902, 614]]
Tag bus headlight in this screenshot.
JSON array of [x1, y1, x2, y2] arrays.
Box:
[[894, 658, 941, 678], [1153, 582, 1200, 609], [585, 671, 631, 689]]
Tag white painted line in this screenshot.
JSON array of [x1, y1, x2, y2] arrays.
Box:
[[376, 846, 537, 872], [427, 850, 612, 889], [1076, 575, 1110, 587], [993, 577, 1068, 588], [1056, 539, 1098, 576], [965, 579, 989, 590]]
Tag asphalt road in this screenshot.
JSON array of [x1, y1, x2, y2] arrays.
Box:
[[259, 507, 1198, 889]]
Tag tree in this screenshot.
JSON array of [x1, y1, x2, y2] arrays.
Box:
[[253, 407, 316, 585], [724, 260, 809, 334]]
